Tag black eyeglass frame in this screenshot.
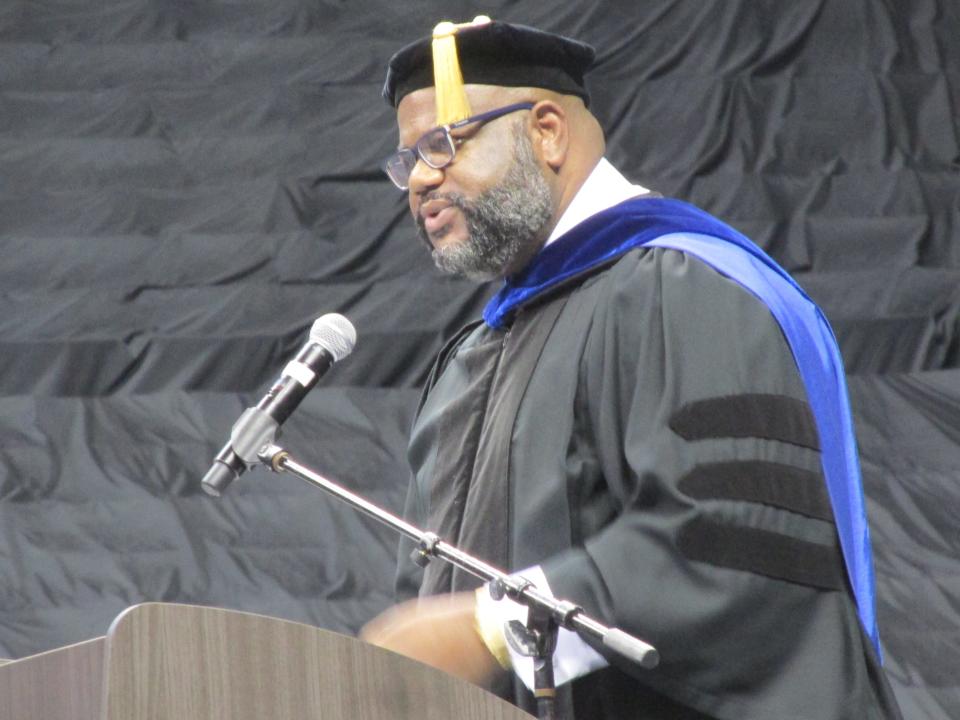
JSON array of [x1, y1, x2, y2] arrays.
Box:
[[383, 101, 535, 190]]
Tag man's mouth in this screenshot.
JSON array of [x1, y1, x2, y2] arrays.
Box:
[[419, 198, 460, 239], [423, 206, 457, 235]]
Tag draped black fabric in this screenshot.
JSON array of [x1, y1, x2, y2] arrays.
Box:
[[0, 2, 956, 718]]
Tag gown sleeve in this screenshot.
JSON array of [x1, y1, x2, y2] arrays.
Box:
[[536, 246, 872, 716]]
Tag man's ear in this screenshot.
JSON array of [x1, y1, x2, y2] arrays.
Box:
[[530, 100, 568, 172]]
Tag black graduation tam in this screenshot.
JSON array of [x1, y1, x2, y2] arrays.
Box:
[[382, 18, 597, 116]]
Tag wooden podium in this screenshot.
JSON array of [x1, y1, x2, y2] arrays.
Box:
[[0, 603, 534, 720]]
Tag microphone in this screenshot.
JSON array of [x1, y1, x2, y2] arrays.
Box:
[[201, 313, 357, 497]]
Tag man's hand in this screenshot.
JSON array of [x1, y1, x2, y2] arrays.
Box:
[[359, 592, 502, 686]]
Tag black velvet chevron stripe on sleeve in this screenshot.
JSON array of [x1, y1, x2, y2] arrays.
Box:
[[669, 394, 820, 450], [678, 461, 834, 521], [678, 517, 847, 591]]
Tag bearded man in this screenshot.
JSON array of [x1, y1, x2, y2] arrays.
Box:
[[362, 18, 903, 720]]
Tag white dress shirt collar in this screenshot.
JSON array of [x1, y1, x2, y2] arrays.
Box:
[[545, 158, 650, 246]]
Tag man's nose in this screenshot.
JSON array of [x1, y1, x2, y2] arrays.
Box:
[[407, 158, 445, 196]]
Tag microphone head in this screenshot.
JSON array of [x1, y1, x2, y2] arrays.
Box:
[[310, 313, 357, 362]]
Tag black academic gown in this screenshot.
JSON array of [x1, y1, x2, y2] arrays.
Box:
[[396, 245, 902, 720]]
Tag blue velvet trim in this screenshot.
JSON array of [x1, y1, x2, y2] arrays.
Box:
[[483, 197, 881, 655], [483, 198, 756, 328]]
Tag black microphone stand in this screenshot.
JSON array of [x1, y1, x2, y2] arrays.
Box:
[[254, 443, 659, 720]]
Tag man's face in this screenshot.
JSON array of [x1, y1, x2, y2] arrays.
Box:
[[396, 86, 555, 280]]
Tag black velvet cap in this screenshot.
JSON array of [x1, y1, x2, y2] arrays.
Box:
[[382, 20, 597, 109]]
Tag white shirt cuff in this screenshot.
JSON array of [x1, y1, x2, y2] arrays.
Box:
[[474, 565, 610, 690]]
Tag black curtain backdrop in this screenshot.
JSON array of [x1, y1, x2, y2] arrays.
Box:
[[0, 2, 957, 718]]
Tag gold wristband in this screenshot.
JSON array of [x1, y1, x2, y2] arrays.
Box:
[[474, 588, 513, 670]]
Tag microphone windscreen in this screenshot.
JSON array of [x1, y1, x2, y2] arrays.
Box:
[[310, 313, 356, 362]]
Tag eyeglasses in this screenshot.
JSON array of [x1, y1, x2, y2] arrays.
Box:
[[382, 102, 535, 190]]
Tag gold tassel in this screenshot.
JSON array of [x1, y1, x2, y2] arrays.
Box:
[[431, 16, 491, 125]]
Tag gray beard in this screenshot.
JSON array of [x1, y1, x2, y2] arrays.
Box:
[[416, 126, 554, 282]]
